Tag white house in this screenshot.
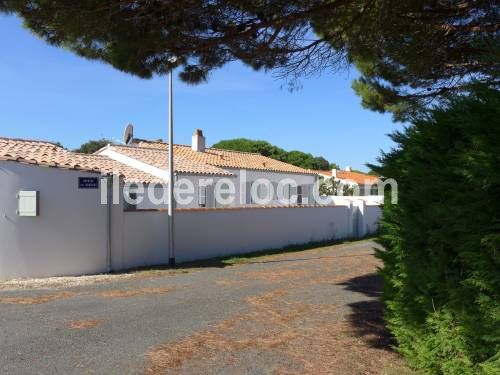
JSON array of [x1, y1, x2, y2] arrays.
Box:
[[314, 167, 381, 196], [96, 127, 319, 208], [0, 133, 381, 280]]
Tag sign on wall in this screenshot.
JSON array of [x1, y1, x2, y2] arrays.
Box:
[[78, 177, 99, 189]]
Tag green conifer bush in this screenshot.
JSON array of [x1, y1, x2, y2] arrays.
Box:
[[373, 86, 500, 374]]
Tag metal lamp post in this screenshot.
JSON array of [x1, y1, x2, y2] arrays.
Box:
[[168, 57, 177, 266]]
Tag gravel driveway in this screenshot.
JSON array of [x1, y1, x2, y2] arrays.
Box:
[[0, 240, 410, 374]]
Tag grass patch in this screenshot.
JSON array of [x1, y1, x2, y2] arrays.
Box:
[[114, 237, 375, 272], [214, 235, 377, 266], [0, 236, 377, 291]]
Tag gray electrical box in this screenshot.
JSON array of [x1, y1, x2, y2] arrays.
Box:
[[17, 191, 39, 217]]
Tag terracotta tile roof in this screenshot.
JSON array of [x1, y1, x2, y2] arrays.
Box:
[[132, 140, 317, 175], [106, 144, 233, 176], [312, 169, 379, 184], [316, 170, 333, 177], [336, 171, 379, 185], [0, 137, 161, 183]]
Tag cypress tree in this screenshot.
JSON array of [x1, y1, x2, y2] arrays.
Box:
[[373, 86, 500, 374]]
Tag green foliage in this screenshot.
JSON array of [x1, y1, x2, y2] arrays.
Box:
[[373, 86, 500, 374], [212, 138, 336, 170], [213, 138, 287, 161], [314, 1, 499, 120], [319, 177, 354, 196], [313, 156, 330, 170], [285, 150, 317, 170], [74, 139, 112, 154], [2, 1, 497, 121]]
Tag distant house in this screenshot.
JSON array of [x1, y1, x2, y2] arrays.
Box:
[[0, 127, 319, 213], [96, 127, 319, 208], [314, 167, 380, 196]]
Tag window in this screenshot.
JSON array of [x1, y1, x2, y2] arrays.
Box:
[[199, 185, 214, 208], [216, 188, 232, 208], [282, 184, 291, 202], [199, 186, 207, 207], [124, 192, 137, 211], [245, 182, 252, 204], [297, 186, 303, 205], [257, 183, 266, 201], [370, 184, 379, 195], [304, 185, 311, 205], [272, 182, 278, 203]]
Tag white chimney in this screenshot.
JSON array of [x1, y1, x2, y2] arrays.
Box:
[[192, 129, 205, 152], [344, 165, 352, 172], [332, 168, 337, 178]]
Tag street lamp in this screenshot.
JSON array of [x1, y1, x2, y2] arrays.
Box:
[[168, 56, 177, 266]]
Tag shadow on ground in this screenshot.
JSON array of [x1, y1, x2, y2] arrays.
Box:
[[338, 273, 396, 350], [124, 237, 377, 273]]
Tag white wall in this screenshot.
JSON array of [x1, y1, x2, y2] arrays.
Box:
[[0, 162, 381, 279], [124, 169, 317, 210], [173, 205, 352, 262], [122, 211, 169, 269], [119, 201, 381, 267], [131, 170, 318, 209], [0, 161, 109, 279], [224, 169, 318, 206], [129, 175, 236, 210], [330, 195, 384, 206], [363, 204, 382, 237]]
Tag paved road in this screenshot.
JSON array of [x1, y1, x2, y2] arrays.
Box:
[[0, 240, 409, 374]]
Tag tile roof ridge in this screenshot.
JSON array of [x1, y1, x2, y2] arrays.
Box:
[[110, 143, 184, 153], [133, 139, 192, 148], [0, 136, 62, 147], [132, 140, 272, 157], [72, 152, 112, 159], [338, 170, 377, 177], [108, 143, 213, 165], [206, 147, 262, 156], [133, 141, 262, 156]]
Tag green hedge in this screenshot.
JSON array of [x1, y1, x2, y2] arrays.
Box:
[[374, 86, 500, 374]]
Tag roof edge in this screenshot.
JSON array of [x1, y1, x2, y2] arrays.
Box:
[[0, 136, 62, 147]]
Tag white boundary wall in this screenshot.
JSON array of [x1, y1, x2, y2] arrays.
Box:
[[0, 161, 382, 279], [117, 202, 381, 267], [175, 206, 351, 262], [0, 161, 108, 279]]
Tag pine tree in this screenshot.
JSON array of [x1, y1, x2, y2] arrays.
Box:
[[2, 1, 498, 119]]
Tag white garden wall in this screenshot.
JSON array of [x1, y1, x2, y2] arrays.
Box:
[[121, 211, 169, 269], [0, 161, 382, 279], [363, 204, 383, 237], [0, 161, 108, 279], [118, 201, 380, 267], [173, 205, 352, 262]]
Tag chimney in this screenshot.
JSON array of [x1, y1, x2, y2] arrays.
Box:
[[344, 165, 352, 172], [192, 129, 205, 152], [332, 168, 337, 178]]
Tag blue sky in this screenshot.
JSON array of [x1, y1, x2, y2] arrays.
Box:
[[0, 14, 399, 171]]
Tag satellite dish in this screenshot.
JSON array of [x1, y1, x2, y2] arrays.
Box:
[[124, 123, 134, 145]]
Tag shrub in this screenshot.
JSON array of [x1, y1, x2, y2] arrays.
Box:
[[373, 86, 500, 374]]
